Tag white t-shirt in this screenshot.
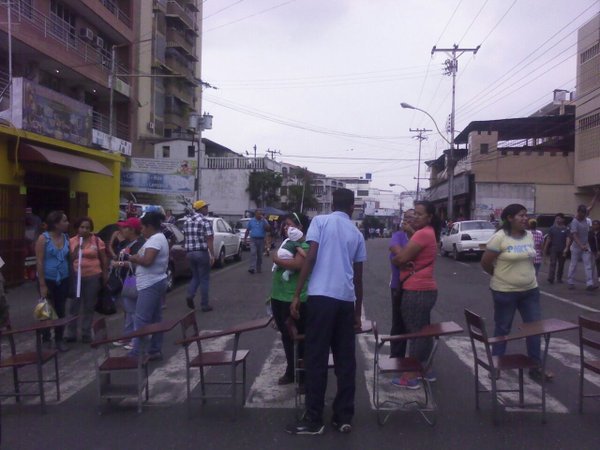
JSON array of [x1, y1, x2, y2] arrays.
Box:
[[136, 232, 169, 290]]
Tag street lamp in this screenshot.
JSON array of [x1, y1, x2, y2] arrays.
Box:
[[401, 102, 454, 220]]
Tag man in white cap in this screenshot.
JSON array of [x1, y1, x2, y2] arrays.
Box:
[[182, 200, 214, 311]]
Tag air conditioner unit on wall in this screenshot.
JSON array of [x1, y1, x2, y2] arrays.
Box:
[[96, 36, 104, 48], [79, 27, 94, 41]]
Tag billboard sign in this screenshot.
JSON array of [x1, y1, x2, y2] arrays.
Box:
[[11, 78, 92, 146]]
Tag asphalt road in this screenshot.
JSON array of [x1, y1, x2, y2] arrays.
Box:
[[2, 239, 600, 450]]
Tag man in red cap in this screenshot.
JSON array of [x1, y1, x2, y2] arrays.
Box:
[[182, 200, 214, 311]]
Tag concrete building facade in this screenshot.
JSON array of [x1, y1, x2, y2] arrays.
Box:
[[575, 14, 600, 193]]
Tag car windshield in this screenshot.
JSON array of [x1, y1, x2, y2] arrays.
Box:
[[235, 220, 250, 230], [461, 221, 496, 231]]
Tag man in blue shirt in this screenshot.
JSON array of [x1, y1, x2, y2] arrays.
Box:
[[286, 188, 367, 435], [244, 209, 270, 274]]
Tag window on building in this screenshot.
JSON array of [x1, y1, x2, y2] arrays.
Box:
[[282, 167, 288, 177], [357, 189, 369, 197], [580, 42, 600, 64], [188, 145, 195, 158], [162, 146, 170, 158], [480, 143, 489, 154]]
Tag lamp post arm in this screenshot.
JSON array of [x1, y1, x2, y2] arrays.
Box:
[[413, 107, 451, 146]]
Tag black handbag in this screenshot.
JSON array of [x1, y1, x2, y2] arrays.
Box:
[[95, 286, 117, 315], [106, 267, 123, 296]]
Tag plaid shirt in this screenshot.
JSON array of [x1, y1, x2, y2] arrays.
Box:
[[183, 213, 213, 252], [531, 229, 544, 264]]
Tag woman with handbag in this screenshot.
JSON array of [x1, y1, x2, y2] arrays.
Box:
[[35, 210, 71, 351], [391, 201, 441, 389], [65, 216, 108, 344], [124, 212, 169, 360], [112, 217, 145, 348]]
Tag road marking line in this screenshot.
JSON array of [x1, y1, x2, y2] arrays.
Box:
[[358, 334, 431, 411], [457, 261, 470, 267], [246, 338, 296, 408], [445, 337, 569, 413], [141, 334, 233, 405], [540, 290, 600, 313], [547, 338, 600, 388]]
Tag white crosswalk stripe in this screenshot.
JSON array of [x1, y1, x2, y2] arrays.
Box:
[[358, 334, 431, 411], [1, 331, 232, 407], [445, 336, 569, 413], [246, 339, 296, 408]]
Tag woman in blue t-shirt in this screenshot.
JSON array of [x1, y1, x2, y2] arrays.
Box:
[[35, 210, 71, 351]]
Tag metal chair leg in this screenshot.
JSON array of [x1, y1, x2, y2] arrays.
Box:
[[55, 356, 61, 401], [579, 365, 584, 414], [242, 360, 247, 406], [474, 364, 479, 410], [491, 374, 498, 425], [200, 367, 206, 405], [12, 367, 20, 403], [518, 369, 524, 407], [36, 361, 46, 414]]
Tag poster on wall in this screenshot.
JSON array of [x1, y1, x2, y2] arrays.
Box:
[[121, 158, 198, 213], [474, 183, 535, 220], [11, 78, 92, 146]]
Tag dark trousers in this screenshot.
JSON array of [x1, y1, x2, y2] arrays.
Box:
[[41, 278, 69, 342], [390, 288, 407, 358], [548, 248, 566, 282], [304, 295, 356, 424], [271, 298, 307, 378]]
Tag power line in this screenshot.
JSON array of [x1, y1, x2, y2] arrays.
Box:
[[455, 1, 598, 116], [458, 0, 490, 44], [203, 0, 245, 20], [203, 0, 297, 33]]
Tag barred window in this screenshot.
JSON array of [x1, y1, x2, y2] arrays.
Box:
[[580, 42, 600, 64], [579, 113, 600, 132]]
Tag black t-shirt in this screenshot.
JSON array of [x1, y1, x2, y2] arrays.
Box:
[[547, 225, 568, 252], [116, 237, 145, 276]]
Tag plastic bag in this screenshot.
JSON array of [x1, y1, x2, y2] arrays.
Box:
[[34, 298, 58, 321], [121, 273, 138, 299]]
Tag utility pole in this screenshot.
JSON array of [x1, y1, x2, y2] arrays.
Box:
[[409, 128, 431, 201], [108, 44, 116, 152], [431, 44, 480, 220], [265, 148, 281, 160]]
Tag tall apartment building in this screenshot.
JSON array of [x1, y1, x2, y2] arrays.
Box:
[[135, 0, 203, 156], [0, 0, 139, 283], [575, 14, 600, 201]]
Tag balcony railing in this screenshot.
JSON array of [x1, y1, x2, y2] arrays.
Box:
[[165, 54, 194, 79], [0, 1, 129, 80], [166, 28, 195, 57], [92, 110, 130, 141], [99, 0, 132, 28], [166, 1, 194, 30], [203, 157, 267, 170]]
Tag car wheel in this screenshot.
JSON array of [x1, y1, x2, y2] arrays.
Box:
[[452, 245, 462, 261], [214, 247, 226, 268], [166, 263, 174, 291], [234, 244, 242, 261]]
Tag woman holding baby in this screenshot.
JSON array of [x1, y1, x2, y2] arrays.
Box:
[[270, 213, 310, 385]]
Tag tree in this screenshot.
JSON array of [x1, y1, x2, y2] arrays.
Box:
[[285, 168, 318, 213], [247, 171, 282, 208]]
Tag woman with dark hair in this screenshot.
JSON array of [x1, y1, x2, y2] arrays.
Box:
[[270, 213, 310, 385], [391, 200, 441, 389], [481, 203, 551, 381], [35, 210, 70, 351], [123, 211, 169, 360], [65, 216, 108, 343]]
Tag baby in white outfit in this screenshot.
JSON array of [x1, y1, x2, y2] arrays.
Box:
[[272, 227, 306, 281]]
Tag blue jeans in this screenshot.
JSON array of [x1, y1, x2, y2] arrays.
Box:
[[186, 250, 211, 307], [131, 278, 167, 356], [249, 237, 264, 271], [491, 288, 541, 362], [122, 294, 136, 335]]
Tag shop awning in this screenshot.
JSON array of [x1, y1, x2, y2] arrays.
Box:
[[19, 144, 113, 177]]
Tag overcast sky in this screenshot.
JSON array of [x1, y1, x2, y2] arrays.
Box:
[[201, 0, 599, 193]]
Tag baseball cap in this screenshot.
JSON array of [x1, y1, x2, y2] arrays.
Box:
[[193, 200, 209, 210], [117, 217, 142, 231]]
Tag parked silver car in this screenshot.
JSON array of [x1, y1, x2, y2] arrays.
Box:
[[440, 220, 496, 260], [176, 216, 243, 267]]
